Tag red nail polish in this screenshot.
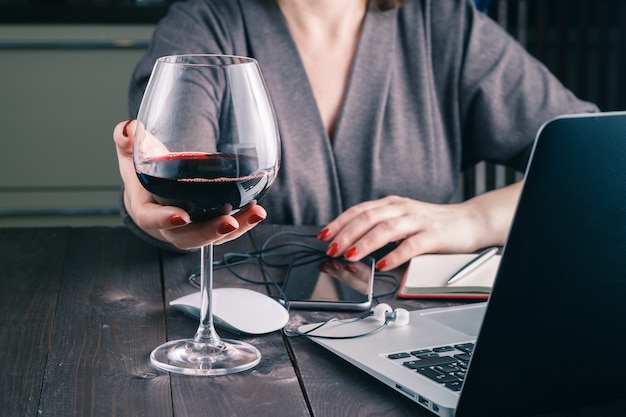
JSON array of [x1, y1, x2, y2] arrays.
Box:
[[218, 223, 237, 234], [248, 214, 265, 224], [345, 265, 357, 273], [317, 228, 331, 240], [318, 265, 330, 274], [345, 247, 358, 259], [375, 259, 389, 270], [168, 215, 188, 226], [122, 119, 133, 137], [326, 242, 339, 257], [328, 261, 340, 271]]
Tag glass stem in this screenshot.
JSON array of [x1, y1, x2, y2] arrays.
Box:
[[192, 244, 221, 345]]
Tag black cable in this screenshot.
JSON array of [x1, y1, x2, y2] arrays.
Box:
[[184, 230, 405, 340], [187, 230, 399, 301]]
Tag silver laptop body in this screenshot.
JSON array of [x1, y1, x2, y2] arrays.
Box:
[[301, 112, 626, 417]]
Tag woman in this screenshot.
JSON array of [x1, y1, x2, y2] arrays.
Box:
[[113, 0, 596, 270]]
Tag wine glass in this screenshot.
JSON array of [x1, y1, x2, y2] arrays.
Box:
[[133, 54, 280, 375]]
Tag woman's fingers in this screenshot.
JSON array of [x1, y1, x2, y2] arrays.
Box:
[[160, 202, 266, 249], [113, 120, 135, 155], [318, 196, 480, 271], [320, 196, 420, 257], [210, 202, 267, 245]]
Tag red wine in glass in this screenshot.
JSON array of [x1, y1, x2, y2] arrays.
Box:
[[136, 152, 275, 221]]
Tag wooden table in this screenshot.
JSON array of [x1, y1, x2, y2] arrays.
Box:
[[2, 225, 625, 417]]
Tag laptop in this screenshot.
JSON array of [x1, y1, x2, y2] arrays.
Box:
[[299, 112, 626, 417]]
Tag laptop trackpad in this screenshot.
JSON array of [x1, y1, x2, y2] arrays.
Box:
[[420, 303, 487, 337]]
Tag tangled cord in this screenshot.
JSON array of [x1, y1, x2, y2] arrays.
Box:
[[186, 230, 399, 307]]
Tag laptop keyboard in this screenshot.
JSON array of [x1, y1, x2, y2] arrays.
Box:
[[386, 342, 474, 392]]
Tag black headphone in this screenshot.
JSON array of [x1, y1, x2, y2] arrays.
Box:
[[285, 303, 410, 340]]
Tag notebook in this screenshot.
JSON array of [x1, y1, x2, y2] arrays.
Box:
[[299, 112, 626, 417], [397, 253, 501, 299]]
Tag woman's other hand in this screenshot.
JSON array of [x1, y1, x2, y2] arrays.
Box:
[[317, 187, 521, 271]]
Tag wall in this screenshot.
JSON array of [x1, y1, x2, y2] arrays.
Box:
[[464, 0, 626, 199], [0, 25, 153, 227]]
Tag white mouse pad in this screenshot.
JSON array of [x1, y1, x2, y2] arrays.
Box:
[[170, 288, 289, 335]]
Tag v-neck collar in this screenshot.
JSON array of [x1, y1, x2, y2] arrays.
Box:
[[241, 0, 397, 211], [331, 4, 398, 204], [333, 3, 397, 149], [242, 0, 396, 140], [241, 0, 327, 139]]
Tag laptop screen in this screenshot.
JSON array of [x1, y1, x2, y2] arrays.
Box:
[[457, 112, 626, 416]]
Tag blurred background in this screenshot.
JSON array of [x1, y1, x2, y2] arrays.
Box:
[[0, 0, 177, 227], [0, 0, 624, 227]]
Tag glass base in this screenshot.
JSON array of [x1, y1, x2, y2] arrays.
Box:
[[150, 338, 261, 376]]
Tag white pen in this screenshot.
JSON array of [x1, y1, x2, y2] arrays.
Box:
[[447, 246, 499, 285]]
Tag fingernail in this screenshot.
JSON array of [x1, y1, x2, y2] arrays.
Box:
[[218, 223, 237, 234], [344, 247, 358, 259], [318, 265, 330, 273], [326, 242, 339, 257], [122, 120, 133, 137], [248, 214, 265, 224], [317, 228, 331, 240], [168, 215, 188, 226], [345, 265, 357, 273], [328, 261, 340, 271], [375, 259, 389, 270]]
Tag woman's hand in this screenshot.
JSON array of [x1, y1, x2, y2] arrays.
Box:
[[112, 120, 267, 250], [317, 186, 522, 271]]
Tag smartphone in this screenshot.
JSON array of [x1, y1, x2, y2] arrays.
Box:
[[281, 254, 374, 310]]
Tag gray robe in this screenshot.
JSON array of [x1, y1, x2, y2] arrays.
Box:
[[127, 0, 597, 229]]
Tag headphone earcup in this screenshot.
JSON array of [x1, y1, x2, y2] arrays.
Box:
[[372, 303, 392, 322], [390, 308, 410, 326]]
